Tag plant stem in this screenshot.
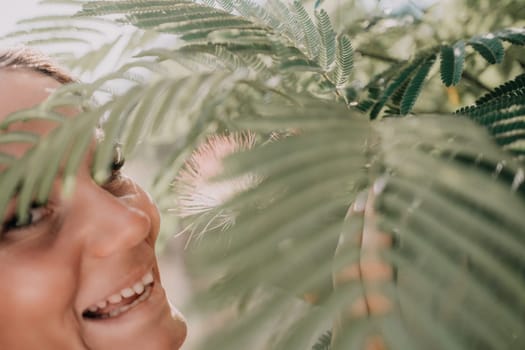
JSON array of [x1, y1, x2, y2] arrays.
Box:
[[356, 49, 400, 64], [358, 49, 492, 92], [462, 71, 492, 92]]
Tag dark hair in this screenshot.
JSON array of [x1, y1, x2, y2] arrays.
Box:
[[0, 47, 75, 84]]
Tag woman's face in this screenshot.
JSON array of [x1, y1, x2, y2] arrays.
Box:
[[0, 69, 186, 349]]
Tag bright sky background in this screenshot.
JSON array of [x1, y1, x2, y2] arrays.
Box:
[[0, 0, 41, 37]]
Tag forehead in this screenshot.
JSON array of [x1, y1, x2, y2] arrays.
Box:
[[0, 69, 65, 158], [0, 69, 62, 120]]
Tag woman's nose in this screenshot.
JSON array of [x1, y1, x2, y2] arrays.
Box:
[[73, 181, 152, 258]]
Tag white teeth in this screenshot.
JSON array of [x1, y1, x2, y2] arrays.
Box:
[[108, 293, 122, 304], [120, 304, 131, 313], [85, 270, 155, 317], [109, 309, 120, 318], [120, 287, 135, 298], [101, 285, 152, 319], [142, 272, 154, 285], [133, 282, 145, 295]]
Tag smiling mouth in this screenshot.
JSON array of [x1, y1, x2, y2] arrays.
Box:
[[82, 271, 155, 320]]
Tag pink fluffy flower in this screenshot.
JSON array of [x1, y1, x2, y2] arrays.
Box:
[[173, 132, 259, 240]]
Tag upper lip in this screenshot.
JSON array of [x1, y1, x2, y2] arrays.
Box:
[[79, 265, 155, 317]]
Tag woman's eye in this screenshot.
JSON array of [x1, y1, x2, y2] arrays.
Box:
[[111, 154, 125, 172], [101, 149, 131, 196], [2, 205, 51, 234]]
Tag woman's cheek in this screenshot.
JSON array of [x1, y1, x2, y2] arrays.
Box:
[[0, 251, 78, 343]]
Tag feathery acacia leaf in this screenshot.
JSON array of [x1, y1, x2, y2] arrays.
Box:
[[456, 74, 525, 155], [400, 54, 436, 115], [333, 34, 353, 88], [391, 79, 410, 106], [315, 9, 336, 71], [293, 0, 321, 60], [79, 0, 194, 17], [266, 0, 304, 45], [312, 331, 332, 350], [279, 57, 322, 72], [186, 111, 525, 350], [370, 55, 428, 119], [468, 35, 505, 64], [440, 41, 465, 87], [0, 131, 39, 145], [79, 0, 258, 42], [2, 2, 525, 350], [229, 0, 282, 30], [475, 73, 525, 106], [215, 0, 234, 12], [495, 27, 525, 45]]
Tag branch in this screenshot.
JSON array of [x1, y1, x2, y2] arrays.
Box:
[[462, 71, 492, 92], [358, 48, 493, 93], [356, 49, 400, 64]]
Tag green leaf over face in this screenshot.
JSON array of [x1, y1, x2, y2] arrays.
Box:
[[2, 1, 525, 349]]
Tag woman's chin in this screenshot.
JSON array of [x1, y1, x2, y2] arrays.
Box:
[[81, 282, 186, 350]]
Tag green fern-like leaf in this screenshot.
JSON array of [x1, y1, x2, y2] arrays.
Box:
[[355, 98, 375, 112], [0, 131, 39, 145], [266, 0, 304, 46], [76, 0, 308, 77], [333, 34, 353, 88], [468, 35, 505, 64], [3, 25, 104, 41], [212, 46, 245, 72], [123, 6, 231, 29], [238, 53, 273, 79], [215, 0, 234, 12], [489, 118, 525, 146], [495, 27, 525, 46], [0, 100, 100, 223], [206, 29, 276, 52], [279, 56, 322, 72], [79, 0, 194, 16], [391, 79, 411, 107], [312, 331, 332, 350], [440, 40, 465, 87], [0, 153, 16, 166], [400, 54, 436, 115], [4, 3, 525, 350], [79, 1, 258, 42], [370, 54, 429, 119], [293, 0, 321, 60], [456, 74, 525, 155], [475, 73, 525, 106], [160, 17, 258, 42], [186, 110, 525, 350], [457, 95, 525, 122], [202, 0, 216, 7], [315, 9, 336, 71], [230, 0, 282, 31], [0, 10, 119, 63]]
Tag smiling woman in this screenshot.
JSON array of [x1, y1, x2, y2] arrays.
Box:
[[0, 48, 187, 349]]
